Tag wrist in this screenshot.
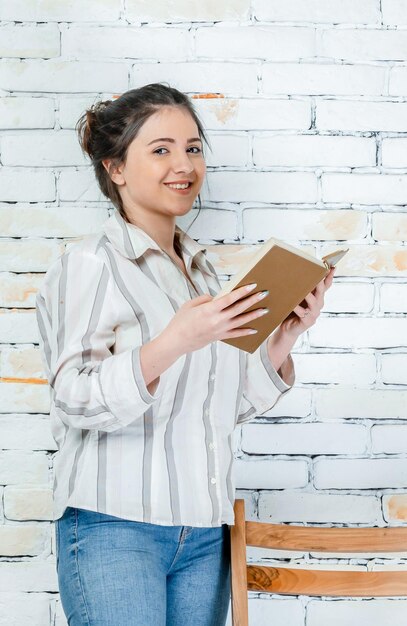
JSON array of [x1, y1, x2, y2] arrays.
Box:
[[157, 328, 186, 361]]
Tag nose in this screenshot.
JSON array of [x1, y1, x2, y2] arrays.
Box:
[[171, 149, 194, 174]]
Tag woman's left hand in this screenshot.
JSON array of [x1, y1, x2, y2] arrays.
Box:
[[280, 267, 335, 337]]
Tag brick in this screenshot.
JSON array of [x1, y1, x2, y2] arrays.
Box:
[[323, 282, 374, 313], [58, 168, 106, 202], [382, 138, 407, 167], [314, 458, 407, 489], [235, 459, 309, 489], [4, 486, 53, 520], [196, 26, 315, 61], [0, 240, 63, 272], [294, 353, 376, 385], [1, 346, 44, 379], [62, 25, 188, 60], [320, 244, 407, 278], [373, 212, 407, 241], [242, 422, 367, 454], [0, 25, 60, 59], [0, 169, 55, 202], [381, 354, 407, 384], [0, 0, 121, 22], [253, 134, 375, 167], [131, 62, 258, 95], [0, 526, 49, 557], [0, 273, 44, 308], [226, 598, 304, 626], [177, 207, 238, 240], [2, 132, 86, 167], [0, 562, 57, 592], [0, 416, 55, 451], [258, 491, 380, 524], [0, 593, 51, 626], [59, 96, 96, 129], [317, 99, 407, 131], [382, 0, 407, 25], [315, 388, 407, 419], [204, 134, 249, 167], [194, 98, 311, 131], [253, 0, 379, 24], [243, 209, 367, 241], [372, 425, 407, 454], [0, 97, 54, 129], [390, 66, 407, 95], [323, 173, 407, 204], [264, 388, 312, 418], [0, 451, 49, 485], [308, 600, 407, 626], [0, 311, 39, 344], [309, 317, 407, 348], [125, 0, 250, 22], [320, 28, 407, 61], [0, 205, 109, 238], [383, 494, 407, 522], [0, 60, 128, 93], [380, 284, 407, 313], [0, 381, 50, 414], [206, 172, 317, 203], [262, 63, 385, 96]]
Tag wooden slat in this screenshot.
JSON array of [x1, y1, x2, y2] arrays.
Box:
[[230, 500, 249, 626], [246, 521, 407, 553], [247, 565, 407, 597]]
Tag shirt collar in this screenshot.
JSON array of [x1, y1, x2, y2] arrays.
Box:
[[103, 210, 214, 275]]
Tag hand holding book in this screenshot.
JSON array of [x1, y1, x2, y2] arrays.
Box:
[[212, 239, 348, 353]]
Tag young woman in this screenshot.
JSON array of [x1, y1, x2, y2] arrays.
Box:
[[36, 83, 334, 626]]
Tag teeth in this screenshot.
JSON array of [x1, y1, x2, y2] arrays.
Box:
[[166, 183, 190, 190]]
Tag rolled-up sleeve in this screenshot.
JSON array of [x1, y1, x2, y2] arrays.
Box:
[[36, 250, 170, 433], [236, 337, 295, 425]]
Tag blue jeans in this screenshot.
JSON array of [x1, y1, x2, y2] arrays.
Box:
[[55, 507, 231, 626]]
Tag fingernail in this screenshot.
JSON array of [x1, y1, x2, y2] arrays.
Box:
[[258, 290, 269, 300], [248, 329, 258, 334], [246, 283, 257, 291]]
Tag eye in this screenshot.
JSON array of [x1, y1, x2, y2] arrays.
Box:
[[154, 147, 168, 155], [188, 146, 202, 154]]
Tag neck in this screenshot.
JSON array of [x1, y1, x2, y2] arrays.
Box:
[[123, 210, 181, 259]]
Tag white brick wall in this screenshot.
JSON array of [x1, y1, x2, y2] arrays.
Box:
[[1, 1, 406, 624]]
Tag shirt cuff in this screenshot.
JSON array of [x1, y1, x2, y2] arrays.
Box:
[[245, 338, 295, 415]]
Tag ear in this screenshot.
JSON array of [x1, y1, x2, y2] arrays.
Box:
[[102, 158, 125, 186]]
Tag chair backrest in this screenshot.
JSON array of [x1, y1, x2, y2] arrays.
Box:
[[230, 499, 407, 626]]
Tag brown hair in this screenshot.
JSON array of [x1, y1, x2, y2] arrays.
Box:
[[76, 83, 210, 220]]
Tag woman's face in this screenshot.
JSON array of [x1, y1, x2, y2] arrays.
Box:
[[109, 106, 206, 220]]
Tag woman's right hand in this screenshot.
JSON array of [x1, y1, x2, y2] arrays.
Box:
[[161, 283, 270, 355]]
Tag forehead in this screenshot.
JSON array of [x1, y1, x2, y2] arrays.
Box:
[[137, 106, 200, 141]]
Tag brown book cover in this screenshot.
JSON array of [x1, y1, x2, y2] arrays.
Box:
[[213, 240, 348, 353]]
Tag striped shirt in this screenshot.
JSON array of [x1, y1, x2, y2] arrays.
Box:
[[36, 210, 294, 527]]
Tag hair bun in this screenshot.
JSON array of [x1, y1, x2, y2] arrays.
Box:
[[76, 100, 112, 159]]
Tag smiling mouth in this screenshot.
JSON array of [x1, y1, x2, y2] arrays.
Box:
[[164, 182, 193, 190]]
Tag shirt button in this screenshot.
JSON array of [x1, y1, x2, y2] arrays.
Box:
[[209, 442, 216, 450], [211, 478, 217, 485], [204, 409, 209, 416], [210, 374, 216, 381]]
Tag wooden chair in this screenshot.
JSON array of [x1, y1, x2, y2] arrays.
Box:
[[230, 499, 407, 626]]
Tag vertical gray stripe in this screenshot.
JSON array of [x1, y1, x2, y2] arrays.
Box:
[[97, 431, 108, 511], [57, 255, 68, 359], [142, 407, 154, 522], [116, 211, 137, 259], [35, 295, 52, 372], [69, 264, 110, 498], [164, 352, 192, 525], [81, 264, 110, 364], [201, 341, 220, 525]]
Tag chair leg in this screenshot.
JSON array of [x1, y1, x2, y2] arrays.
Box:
[[230, 499, 249, 626]]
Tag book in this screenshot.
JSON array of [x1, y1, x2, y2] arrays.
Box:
[[213, 239, 348, 353]]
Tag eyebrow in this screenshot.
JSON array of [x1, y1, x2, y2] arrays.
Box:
[[147, 137, 202, 145]]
